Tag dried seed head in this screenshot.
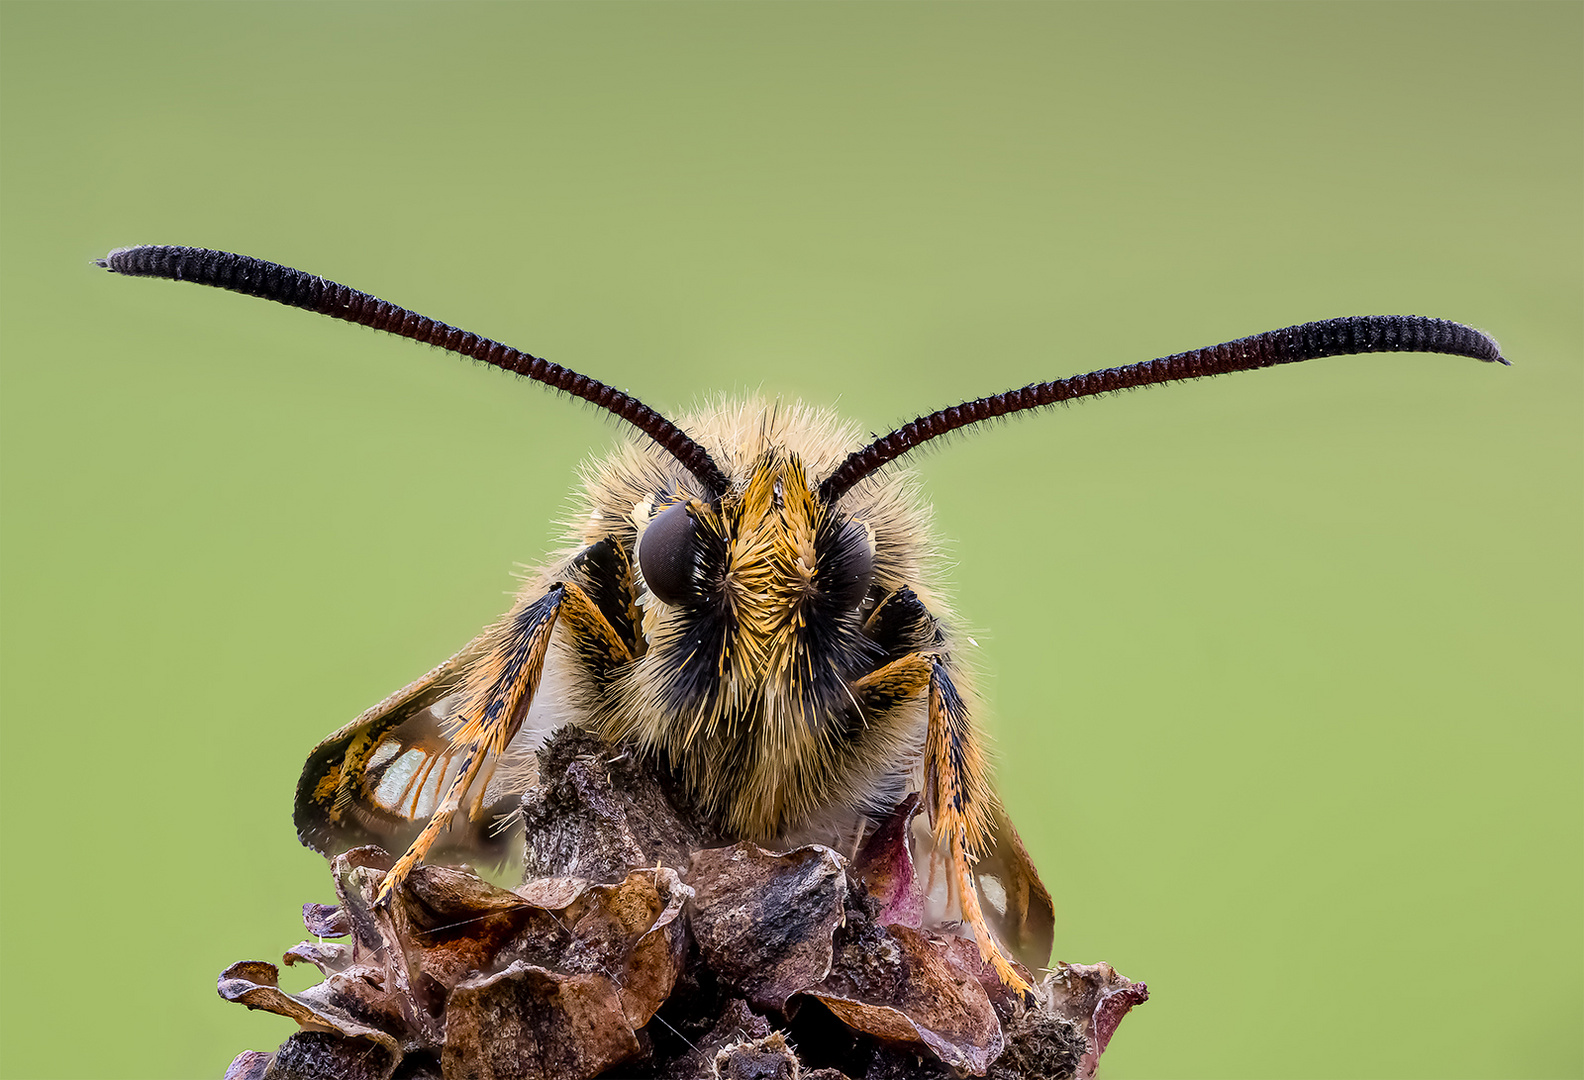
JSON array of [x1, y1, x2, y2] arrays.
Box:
[[220, 729, 1146, 1079]]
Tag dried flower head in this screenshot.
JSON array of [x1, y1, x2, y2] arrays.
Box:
[[221, 730, 1145, 1079]]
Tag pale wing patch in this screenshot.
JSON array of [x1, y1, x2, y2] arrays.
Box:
[[977, 874, 1008, 917], [373, 750, 423, 808], [367, 740, 401, 771], [370, 748, 457, 819]]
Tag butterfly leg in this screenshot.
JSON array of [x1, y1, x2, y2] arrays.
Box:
[[925, 661, 1034, 995], [374, 579, 631, 905], [852, 652, 1032, 994]]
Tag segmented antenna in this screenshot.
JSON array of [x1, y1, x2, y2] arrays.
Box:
[[96, 245, 730, 495], [819, 316, 1506, 502]]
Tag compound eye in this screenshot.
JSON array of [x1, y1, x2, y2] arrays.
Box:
[[826, 519, 875, 611], [638, 500, 700, 607]]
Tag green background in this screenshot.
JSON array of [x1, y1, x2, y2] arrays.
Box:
[[1, 3, 1578, 1077]]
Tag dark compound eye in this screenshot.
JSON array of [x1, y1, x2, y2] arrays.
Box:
[[638, 500, 701, 607], [824, 518, 875, 611]]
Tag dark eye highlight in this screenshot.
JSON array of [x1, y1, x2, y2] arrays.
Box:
[[638, 500, 701, 607]]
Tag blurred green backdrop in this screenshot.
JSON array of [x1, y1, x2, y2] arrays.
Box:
[[1, 3, 1578, 1078]]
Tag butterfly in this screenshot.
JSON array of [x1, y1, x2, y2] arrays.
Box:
[[98, 244, 1505, 992]]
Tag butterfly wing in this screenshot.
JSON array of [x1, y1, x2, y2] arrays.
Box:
[[294, 538, 643, 868], [293, 635, 518, 865], [975, 800, 1056, 972]]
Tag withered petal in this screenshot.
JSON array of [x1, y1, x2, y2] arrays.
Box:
[[559, 867, 692, 1025], [811, 923, 1002, 1075], [441, 961, 641, 1080], [1091, 979, 1149, 1064], [216, 960, 401, 1058], [1040, 962, 1150, 1079], [513, 876, 589, 910], [400, 863, 534, 928], [687, 843, 848, 1013], [852, 794, 925, 929], [940, 935, 1034, 1015], [223, 1050, 273, 1080], [296, 968, 409, 1043], [330, 851, 395, 960], [283, 941, 351, 976], [301, 903, 349, 939]]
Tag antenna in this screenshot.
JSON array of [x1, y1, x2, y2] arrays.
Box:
[[819, 315, 1505, 502], [97, 246, 730, 495]]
